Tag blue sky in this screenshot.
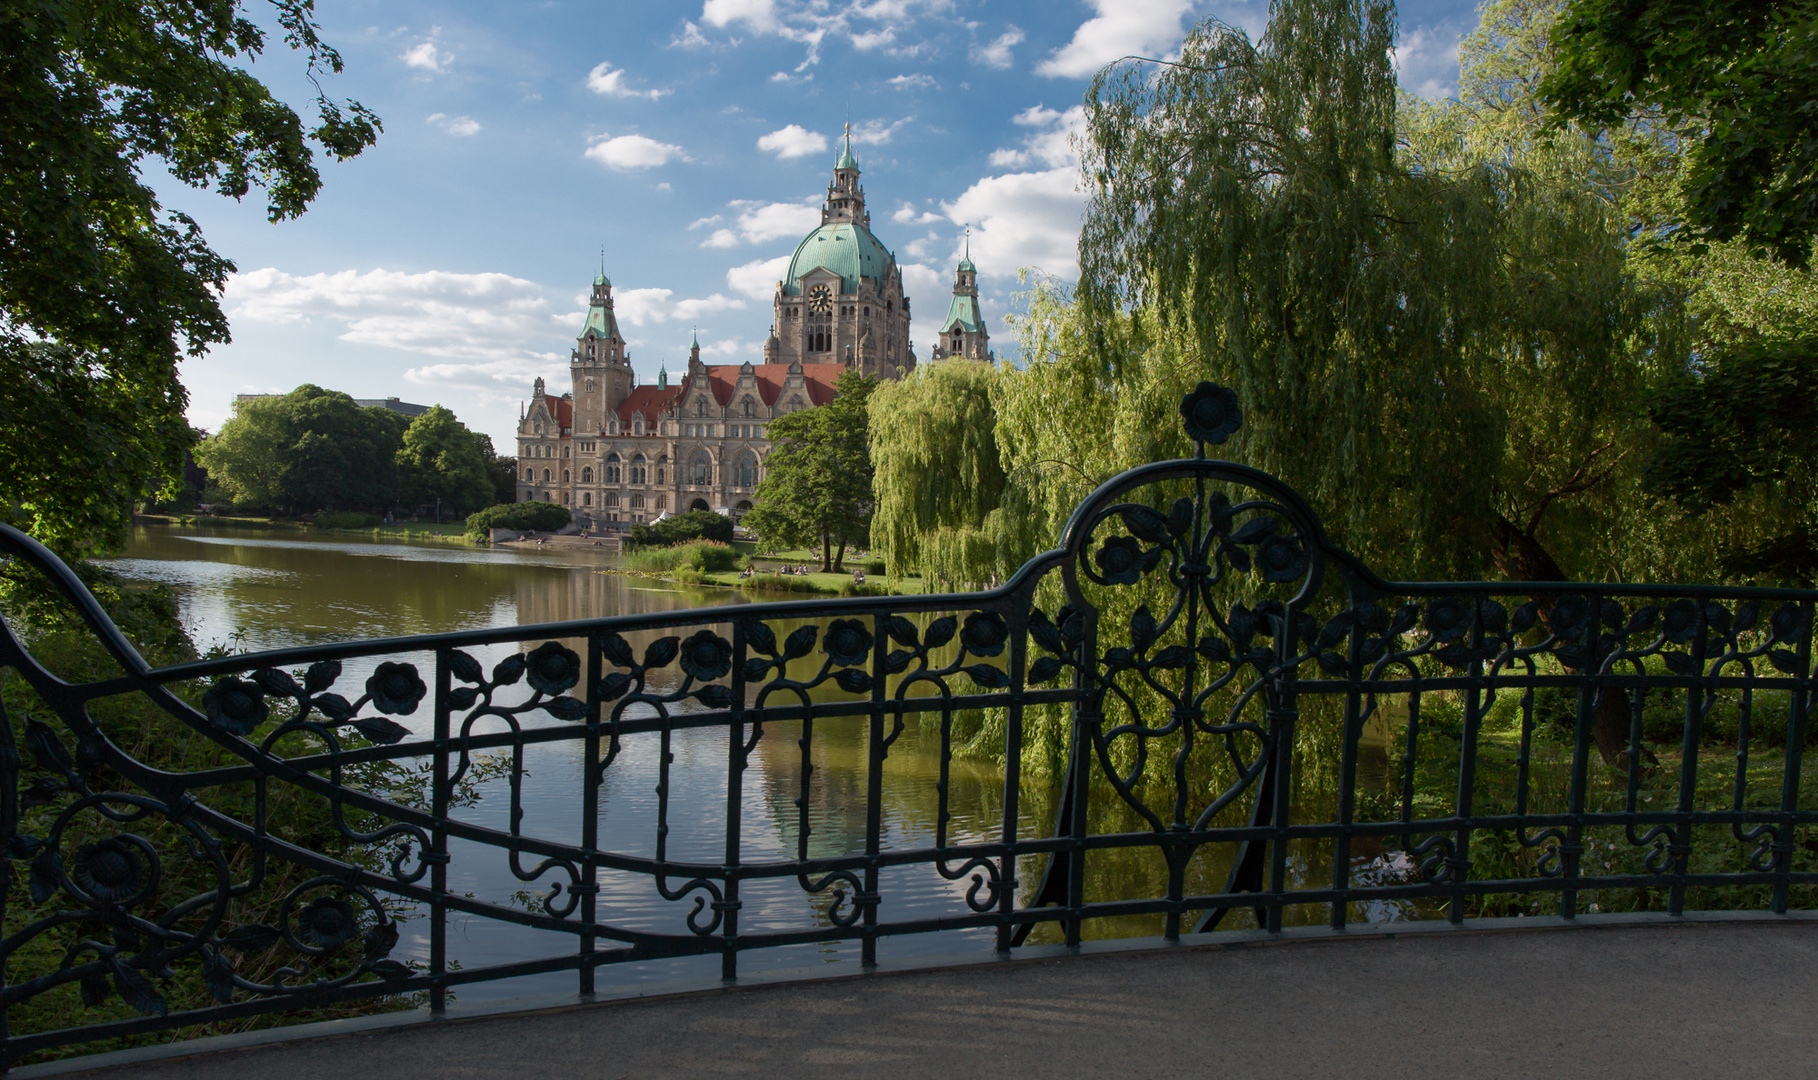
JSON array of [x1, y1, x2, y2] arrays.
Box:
[[170, 0, 1484, 449]]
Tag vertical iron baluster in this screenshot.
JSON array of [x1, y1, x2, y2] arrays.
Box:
[[1669, 612, 1711, 916], [1066, 611, 1098, 949], [429, 649, 452, 1012], [0, 686, 17, 1067], [997, 603, 1028, 953], [861, 613, 887, 967], [1772, 603, 1813, 913], [1450, 615, 1486, 925], [721, 622, 747, 981], [1561, 598, 1599, 920], [1331, 601, 1364, 930], [579, 632, 602, 997]]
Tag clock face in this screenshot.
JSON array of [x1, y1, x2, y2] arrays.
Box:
[[808, 284, 833, 313]]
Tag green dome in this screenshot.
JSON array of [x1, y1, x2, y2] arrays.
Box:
[[781, 222, 893, 296]]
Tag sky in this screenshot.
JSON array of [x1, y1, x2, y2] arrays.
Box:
[[168, 0, 1485, 450]]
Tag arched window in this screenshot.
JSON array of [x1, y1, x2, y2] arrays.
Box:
[[585, 378, 595, 392], [689, 452, 711, 486], [581, 466, 593, 484], [630, 493, 644, 510], [951, 332, 963, 354], [605, 453, 621, 484], [583, 493, 592, 506], [734, 452, 758, 489], [562, 470, 570, 482], [605, 492, 620, 508], [741, 397, 753, 417], [630, 454, 646, 485], [542, 468, 551, 483], [656, 495, 668, 510], [656, 456, 667, 485], [523, 468, 532, 481], [563, 493, 571, 505], [695, 399, 707, 417], [789, 396, 804, 410]]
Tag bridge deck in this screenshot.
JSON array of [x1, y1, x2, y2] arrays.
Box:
[[28, 918, 1818, 1079]]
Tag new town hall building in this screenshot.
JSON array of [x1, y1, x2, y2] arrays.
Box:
[[514, 135, 992, 527]]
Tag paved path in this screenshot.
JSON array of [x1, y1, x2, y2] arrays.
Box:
[[36, 920, 1818, 1080]]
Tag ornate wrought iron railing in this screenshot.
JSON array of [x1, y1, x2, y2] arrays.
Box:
[[1, 383, 1815, 1069]]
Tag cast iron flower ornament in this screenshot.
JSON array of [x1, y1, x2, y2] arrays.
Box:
[[1180, 381, 1242, 455], [525, 641, 582, 696], [680, 629, 733, 682], [202, 676, 269, 736], [366, 662, 428, 715], [823, 619, 873, 667]]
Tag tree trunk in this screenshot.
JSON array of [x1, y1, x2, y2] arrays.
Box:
[[833, 539, 846, 573], [820, 532, 831, 573], [1492, 512, 1629, 765]]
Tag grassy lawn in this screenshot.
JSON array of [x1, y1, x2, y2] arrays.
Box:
[[702, 569, 927, 596], [136, 513, 471, 540]]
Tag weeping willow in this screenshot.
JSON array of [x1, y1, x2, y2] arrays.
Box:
[[868, 360, 1007, 586], [1074, 0, 1655, 581]]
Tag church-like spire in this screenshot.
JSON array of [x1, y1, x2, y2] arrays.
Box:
[[824, 122, 867, 226]]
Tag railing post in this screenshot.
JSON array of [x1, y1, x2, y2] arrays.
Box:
[[721, 622, 747, 981], [579, 632, 602, 996], [1773, 602, 1813, 914], [1449, 614, 1487, 925], [997, 603, 1028, 953], [429, 649, 453, 1012], [861, 613, 887, 967]]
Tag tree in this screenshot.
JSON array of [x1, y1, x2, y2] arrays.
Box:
[[195, 386, 411, 515], [472, 434, 519, 506], [1540, 0, 1818, 267], [1073, 0, 1652, 582], [746, 373, 879, 572], [868, 360, 1006, 585], [398, 406, 495, 516], [0, 0, 379, 556]]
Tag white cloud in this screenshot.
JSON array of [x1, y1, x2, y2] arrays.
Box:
[[401, 41, 451, 72], [971, 26, 1024, 70], [703, 200, 822, 249], [586, 62, 669, 100], [699, 337, 749, 357], [673, 20, 712, 47], [584, 133, 688, 170], [892, 201, 943, 225], [887, 73, 936, 89], [852, 117, 911, 146], [614, 288, 747, 326], [757, 124, 828, 159], [988, 105, 1086, 170], [225, 269, 576, 388], [688, 214, 724, 230], [1393, 25, 1465, 100], [726, 255, 792, 300], [427, 113, 481, 137], [1037, 0, 1197, 79], [693, 0, 953, 73], [944, 167, 1086, 280], [702, 0, 778, 32]]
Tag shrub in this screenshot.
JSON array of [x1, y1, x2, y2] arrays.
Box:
[[312, 511, 380, 529], [622, 540, 739, 574], [465, 501, 571, 541], [626, 510, 733, 548]]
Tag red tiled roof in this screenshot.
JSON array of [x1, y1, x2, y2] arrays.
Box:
[[691, 363, 844, 407], [542, 395, 573, 428], [617, 385, 682, 427]]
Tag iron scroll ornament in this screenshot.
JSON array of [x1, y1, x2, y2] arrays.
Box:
[[0, 379, 1813, 1068]]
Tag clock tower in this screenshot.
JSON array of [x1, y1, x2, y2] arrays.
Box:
[[768, 128, 914, 378]]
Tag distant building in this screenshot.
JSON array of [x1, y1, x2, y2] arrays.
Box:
[[233, 393, 431, 417], [513, 130, 995, 529]]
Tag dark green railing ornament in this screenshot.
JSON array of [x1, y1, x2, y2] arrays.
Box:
[[1179, 381, 1242, 459]]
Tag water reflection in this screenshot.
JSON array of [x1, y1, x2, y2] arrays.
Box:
[[105, 523, 1418, 1003]]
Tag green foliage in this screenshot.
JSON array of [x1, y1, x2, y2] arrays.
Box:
[[626, 510, 734, 548], [312, 511, 381, 530], [868, 361, 1006, 582], [746, 372, 879, 571], [622, 540, 740, 574], [1645, 336, 1818, 583], [396, 406, 495, 515], [1540, 0, 1818, 267], [0, 0, 378, 558], [1071, 0, 1654, 581], [195, 389, 492, 517], [463, 502, 571, 541]]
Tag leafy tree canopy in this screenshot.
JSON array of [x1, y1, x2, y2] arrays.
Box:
[[746, 372, 878, 572], [1540, 0, 1818, 267], [0, 0, 379, 556], [398, 406, 496, 515]]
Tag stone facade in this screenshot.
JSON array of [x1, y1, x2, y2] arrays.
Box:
[[515, 133, 990, 528]]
